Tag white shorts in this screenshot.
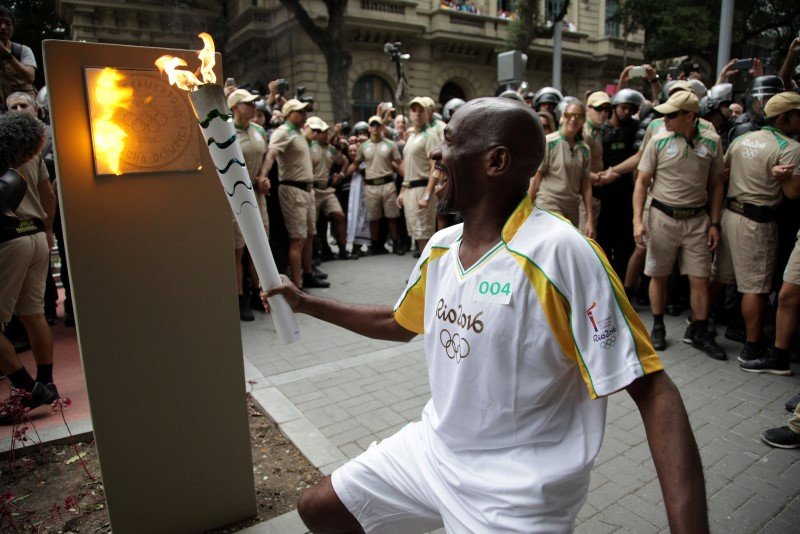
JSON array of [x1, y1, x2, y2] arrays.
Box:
[[331, 420, 582, 533]]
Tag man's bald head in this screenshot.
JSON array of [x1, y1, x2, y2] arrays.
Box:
[[453, 97, 545, 180]]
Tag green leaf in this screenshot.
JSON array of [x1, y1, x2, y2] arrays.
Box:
[[12, 493, 32, 503], [66, 452, 88, 464]]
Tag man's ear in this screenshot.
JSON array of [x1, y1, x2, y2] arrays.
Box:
[[486, 146, 511, 177]]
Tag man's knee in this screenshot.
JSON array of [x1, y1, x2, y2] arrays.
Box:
[[778, 283, 800, 308], [297, 476, 363, 534]]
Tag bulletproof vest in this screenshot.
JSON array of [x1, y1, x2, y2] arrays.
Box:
[[634, 111, 656, 152], [602, 118, 638, 168], [0, 42, 36, 111]]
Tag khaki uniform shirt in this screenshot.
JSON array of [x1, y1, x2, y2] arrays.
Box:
[[310, 141, 339, 191], [269, 122, 313, 183], [536, 132, 591, 211], [431, 119, 446, 138], [403, 126, 439, 185], [582, 120, 604, 173], [639, 116, 715, 154], [724, 126, 800, 207], [360, 138, 400, 180], [638, 128, 724, 207], [14, 152, 49, 222]]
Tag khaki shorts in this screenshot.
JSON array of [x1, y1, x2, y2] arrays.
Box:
[[578, 197, 601, 231], [644, 208, 711, 278], [0, 232, 49, 323], [278, 186, 316, 239], [784, 234, 800, 286], [403, 187, 437, 240], [713, 209, 777, 294], [315, 188, 343, 218], [365, 182, 400, 221]]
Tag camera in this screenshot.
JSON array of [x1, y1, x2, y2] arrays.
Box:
[[733, 58, 754, 71], [296, 85, 307, 98], [275, 78, 290, 95], [629, 66, 646, 78], [299, 95, 315, 111], [340, 120, 352, 135], [384, 42, 410, 62]]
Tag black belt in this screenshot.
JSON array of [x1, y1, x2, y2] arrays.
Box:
[[314, 183, 330, 190], [0, 216, 44, 243], [407, 179, 428, 188], [365, 175, 393, 186], [651, 198, 705, 220], [281, 180, 313, 192], [725, 197, 776, 223]]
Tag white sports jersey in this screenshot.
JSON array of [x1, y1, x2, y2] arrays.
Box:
[[393, 196, 662, 522]]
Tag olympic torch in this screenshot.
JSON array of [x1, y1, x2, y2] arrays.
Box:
[[155, 34, 300, 344]]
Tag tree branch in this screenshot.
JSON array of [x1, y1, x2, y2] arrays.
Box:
[[277, 0, 329, 49]]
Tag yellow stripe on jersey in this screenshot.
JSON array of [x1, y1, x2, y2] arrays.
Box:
[[393, 246, 451, 334], [508, 249, 599, 398], [501, 195, 534, 244], [583, 238, 663, 376]]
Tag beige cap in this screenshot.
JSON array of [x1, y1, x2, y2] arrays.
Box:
[[586, 91, 611, 108], [764, 91, 800, 119], [368, 115, 383, 125], [668, 80, 693, 96], [227, 89, 259, 109], [409, 96, 427, 109], [421, 96, 436, 110], [282, 99, 310, 116], [306, 116, 329, 131], [654, 91, 700, 114]]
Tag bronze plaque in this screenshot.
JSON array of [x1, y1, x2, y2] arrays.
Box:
[[85, 67, 201, 176]]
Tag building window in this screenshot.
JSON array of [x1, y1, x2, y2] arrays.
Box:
[[351, 75, 394, 122], [439, 81, 466, 106], [605, 0, 620, 38]]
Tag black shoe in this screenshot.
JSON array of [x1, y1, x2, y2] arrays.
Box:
[[692, 331, 726, 360], [64, 310, 75, 327], [239, 294, 254, 321], [394, 247, 406, 256], [737, 344, 764, 364], [760, 426, 800, 449], [785, 394, 800, 413], [249, 289, 265, 312], [740, 349, 792, 375], [45, 309, 58, 326], [0, 382, 60, 425], [682, 323, 695, 344], [371, 246, 388, 256], [412, 250, 422, 259], [724, 324, 745, 344], [312, 266, 328, 280], [337, 248, 358, 260], [650, 324, 666, 351], [319, 250, 336, 262], [303, 274, 330, 289]]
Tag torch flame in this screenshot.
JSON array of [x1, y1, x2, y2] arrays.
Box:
[[155, 32, 216, 90], [91, 68, 133, 175]]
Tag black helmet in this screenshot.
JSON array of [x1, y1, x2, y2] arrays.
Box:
[[700, 83, 732, 118], [442, 98, 465, 122], [533, 87, 563, 110], [499, 90, 524, 102], [352, 121, 369, 135], [611, 88, 644, 110], [747, 75, 784, 120]]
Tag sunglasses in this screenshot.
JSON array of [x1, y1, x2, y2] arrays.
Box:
[[369, 122, 382, 127], [311, 128, 322, 133], [591, 105, 612, 113], [664, 110, 688, 120], [563, 112, 585, 120]]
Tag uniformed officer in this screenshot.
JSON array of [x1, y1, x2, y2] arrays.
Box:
[[422, 96, 446, 137], [716, 92, 800, 373], [634, 91, 727, 360], [228, 89, 270, 320], [262, 99, 327, 289], [346, 114, 403, 255], [307, 117, 354, 260], [530, 101, 595, 238], [579, 91, 610, 235], [533, 87, 563, 114], [398, 97, 440, 257]]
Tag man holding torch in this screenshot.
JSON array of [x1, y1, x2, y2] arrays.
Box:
[[264, 98, 707, 532]]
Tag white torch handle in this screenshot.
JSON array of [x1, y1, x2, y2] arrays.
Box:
[[190, 86, 300, 344]]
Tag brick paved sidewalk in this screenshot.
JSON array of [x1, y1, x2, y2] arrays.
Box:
[[242, 254, 799, 533]]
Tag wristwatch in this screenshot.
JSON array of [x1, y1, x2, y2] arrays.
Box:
[[649, 74, 660, 83]]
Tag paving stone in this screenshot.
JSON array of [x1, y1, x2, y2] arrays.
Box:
[[595, 503, 661, 533]]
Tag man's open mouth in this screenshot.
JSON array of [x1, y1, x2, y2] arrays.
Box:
[[433, 165, 449, 194]]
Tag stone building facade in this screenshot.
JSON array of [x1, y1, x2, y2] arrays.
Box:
[[57, 0, 644, 122]]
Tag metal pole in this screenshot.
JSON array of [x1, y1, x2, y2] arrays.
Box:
[[553, 20, 563, 91], [717, 0, 734, 75]]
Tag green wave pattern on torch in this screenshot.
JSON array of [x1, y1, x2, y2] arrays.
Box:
[[198, 109, 232, 129], [216, 158, 246, 174], [207, 134, 237, 149]]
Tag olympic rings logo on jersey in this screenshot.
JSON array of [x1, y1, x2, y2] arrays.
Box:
[[600, 336, 617, 349], [440, 328, 471, 363], [740, 147, 759, 160]]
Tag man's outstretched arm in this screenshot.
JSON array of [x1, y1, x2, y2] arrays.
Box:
[[626, 371, 708, 534], [264, 275, 417, 342]]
